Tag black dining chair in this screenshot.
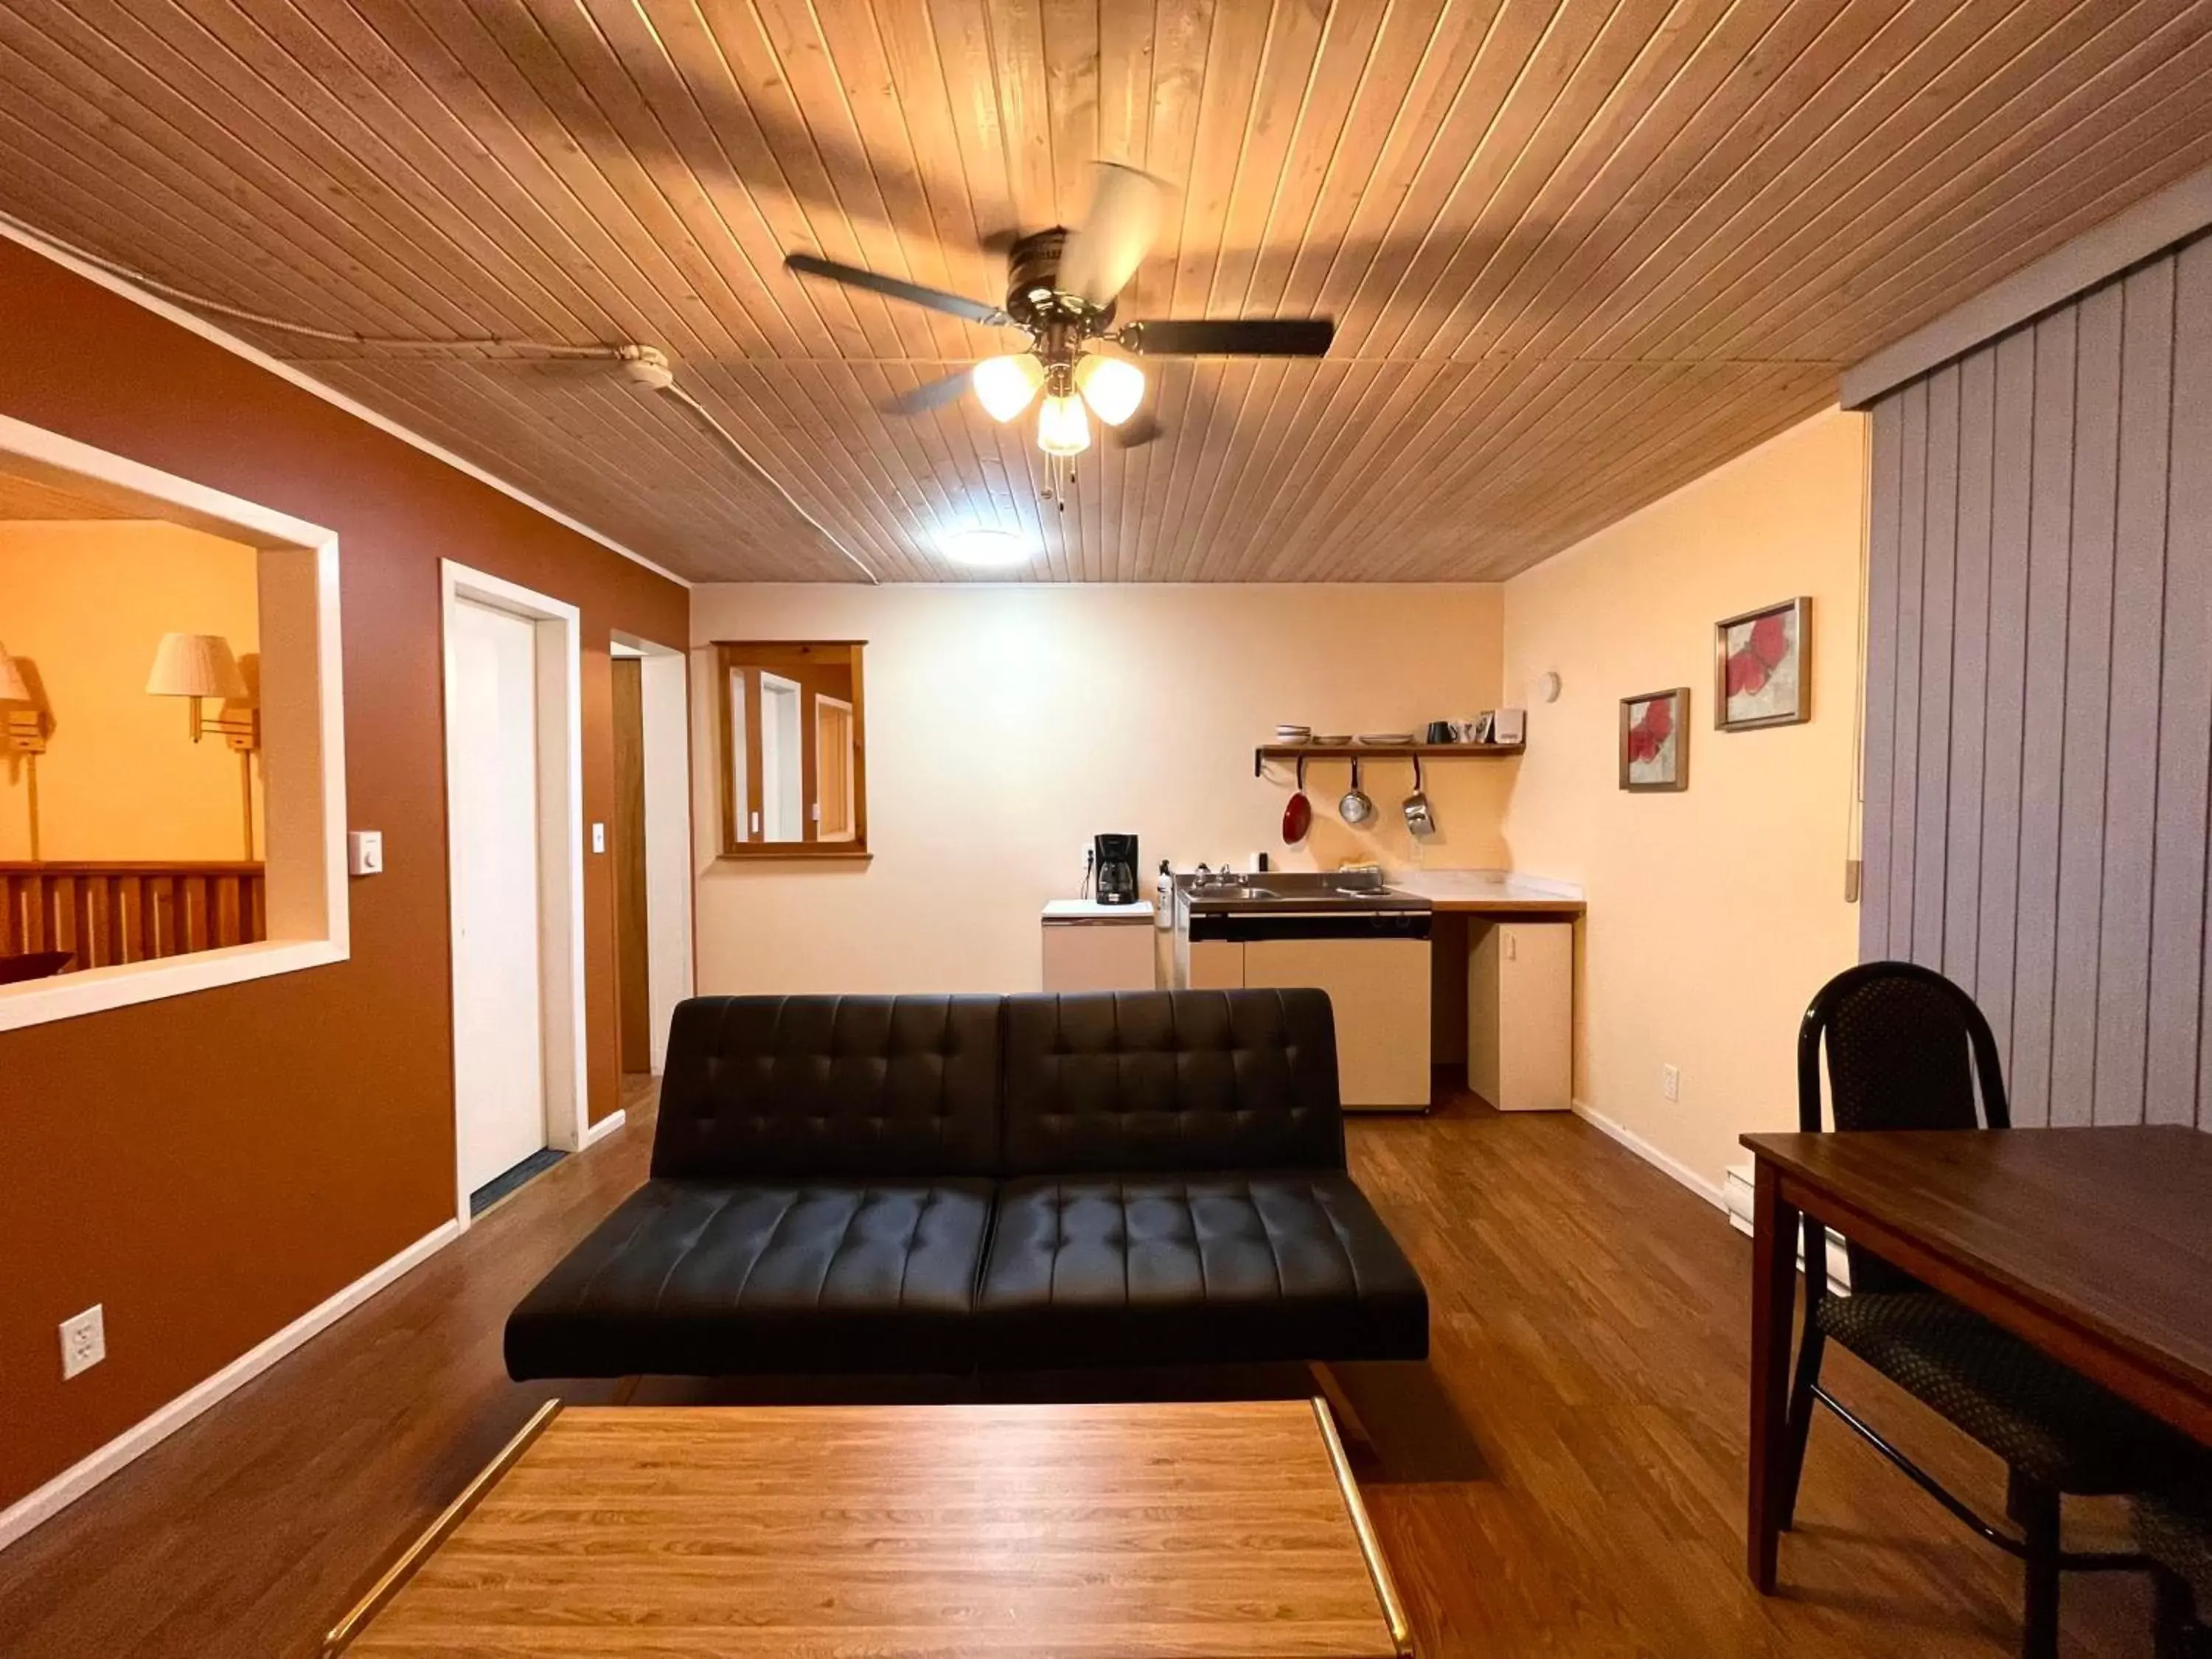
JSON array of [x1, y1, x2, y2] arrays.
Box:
[[2139, 1479, 2212, 1659], [1783, 960, 2186, 1659]]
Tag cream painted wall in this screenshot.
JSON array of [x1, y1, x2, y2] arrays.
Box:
[[689, 584, 1509, 995], [1498, 410, 1867, 1194], [0, 520, 262, 862]]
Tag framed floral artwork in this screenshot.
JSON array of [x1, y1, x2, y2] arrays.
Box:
[[1715, 596, 1810, 731], [1619, 686, 1688, 792]]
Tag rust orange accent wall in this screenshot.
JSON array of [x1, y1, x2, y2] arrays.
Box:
[[0, 240, 689, 1512]]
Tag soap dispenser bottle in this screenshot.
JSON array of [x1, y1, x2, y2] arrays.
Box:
[[1155, 860, 1174, 928]]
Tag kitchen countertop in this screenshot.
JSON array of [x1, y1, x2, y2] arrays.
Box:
[[1043, 899, 1157, 922], [1383, 870, 1585, 915]]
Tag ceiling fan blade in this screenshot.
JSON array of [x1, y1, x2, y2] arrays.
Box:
[[1057, 163, 1168, 308], [785, 253, 1007, 326], [1110, 411, 1164, 449], [884, 369, 974, 416], [1118, 318, 1335, 356]]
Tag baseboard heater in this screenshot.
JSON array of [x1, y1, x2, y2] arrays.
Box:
[[1722, 1162, 1852, 1293]]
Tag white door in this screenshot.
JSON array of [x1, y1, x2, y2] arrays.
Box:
[[759, 673, 802, 841], [448, 597, 546, 1194]]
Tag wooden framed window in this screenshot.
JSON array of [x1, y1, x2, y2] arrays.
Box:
[[714, 641, 868, 859]]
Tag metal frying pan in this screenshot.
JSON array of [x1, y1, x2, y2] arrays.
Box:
[[1402, 756, 1436, 836], [1340, 757, 1374, 826], [1281, 755, 1312, 844]]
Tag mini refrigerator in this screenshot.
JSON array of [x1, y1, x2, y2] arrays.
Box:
[[1041, 900, 1158, 992]]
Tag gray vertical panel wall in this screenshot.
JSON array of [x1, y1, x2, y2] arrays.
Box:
[[1860, 232, 2212, 1130]]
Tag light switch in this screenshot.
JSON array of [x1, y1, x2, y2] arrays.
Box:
[[347, 830, 384, 876], [591, 822, 606, 854]]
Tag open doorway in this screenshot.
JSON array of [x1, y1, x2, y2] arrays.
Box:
[[611, 635, 692, 1079]]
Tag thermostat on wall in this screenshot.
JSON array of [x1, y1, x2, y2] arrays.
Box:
[[347, 830, 384, 877]]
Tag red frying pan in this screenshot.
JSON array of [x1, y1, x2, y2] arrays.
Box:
[[1282, 755, 1312, 844]]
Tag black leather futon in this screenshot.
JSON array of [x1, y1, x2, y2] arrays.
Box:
[[504, 989, 1429, 1380]]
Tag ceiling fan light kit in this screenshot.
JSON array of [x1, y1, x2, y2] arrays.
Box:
[[1035, 390, 1092, 456], [1074, 353, 1144, 425], [973, 352, 1046, 421], [782, 161, 1335, 509]]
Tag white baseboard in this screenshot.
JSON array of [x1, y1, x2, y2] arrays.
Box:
[[1569, 1099, 1728, 1209], [0, 1217, 460, 1554], [580, 1109, 627, 1150]]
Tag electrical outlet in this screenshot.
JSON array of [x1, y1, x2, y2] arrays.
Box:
[[60, 1304, 105, 1380], [1661, 1064, 1681, 1103]]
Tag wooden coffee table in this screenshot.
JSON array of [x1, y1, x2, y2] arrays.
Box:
[[325, 1399, 1411, 1657]]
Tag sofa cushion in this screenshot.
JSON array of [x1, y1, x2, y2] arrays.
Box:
[[1000, 990, 1344, 1175], [653, 995, 1004, 1180], [504, 1178, 992, 1378], [975, 1171, 1427, 1367]]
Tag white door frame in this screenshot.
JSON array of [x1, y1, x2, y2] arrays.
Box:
[[611, 633, 695, 1074], [439, 560, 586, 1228]]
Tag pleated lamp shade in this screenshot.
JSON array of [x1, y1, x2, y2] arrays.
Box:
[[145, 633, 248, 700], [0, 643, 27, 703]]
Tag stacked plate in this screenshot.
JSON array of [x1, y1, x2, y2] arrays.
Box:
[[1356, 732, 1415, 745], [1274, 723, 1312, 743], [1310, 733, 1352, 745]]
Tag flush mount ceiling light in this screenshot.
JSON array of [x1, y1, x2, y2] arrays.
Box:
[[942, 526, 1031, 568]]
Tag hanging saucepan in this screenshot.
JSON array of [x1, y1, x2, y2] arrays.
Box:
[[1281, 754, 1313, 844], [1340, 757, 1375, 826], [1402, 755, 1436, 837]]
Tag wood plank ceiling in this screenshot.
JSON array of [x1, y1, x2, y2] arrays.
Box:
[[1, 2, 2210, 583]]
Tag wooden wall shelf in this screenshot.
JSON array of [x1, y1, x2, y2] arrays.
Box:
[[1253, 742, 1525, 776]]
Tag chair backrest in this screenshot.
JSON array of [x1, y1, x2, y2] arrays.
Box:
[[1798, 960, 2008, 1293], [652, 995, 1004, 1179], [998, 989, 1345, 1176]]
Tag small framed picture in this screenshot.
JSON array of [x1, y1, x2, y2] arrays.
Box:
[[1714, 596, 1810, 731], [1619, 687, 1689, 792]]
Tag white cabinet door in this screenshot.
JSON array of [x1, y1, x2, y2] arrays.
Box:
[[1042, 923, 1157, 992], [1468, 921, 1572, 1111], [1242, 938, 1431, 1109]]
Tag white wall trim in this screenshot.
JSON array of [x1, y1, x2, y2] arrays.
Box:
[[613, 633, 695, 1074], [0, 1218, 459, 1554], [580, 1108, 627, 1150], [0, 212, 689, 591], [439, 561, 589, 1227], [0, 413, 349, 1031], [1571, 1099, 1728, 1210], [1841, 161, 2212, 408]]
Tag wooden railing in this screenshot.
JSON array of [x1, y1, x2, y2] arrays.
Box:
[[0, 862, 267, 972]]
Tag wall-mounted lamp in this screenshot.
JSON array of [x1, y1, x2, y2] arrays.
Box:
[[0, 641, 48, 753], [145, 633, 257, 751], [147, 632, 259, 860]]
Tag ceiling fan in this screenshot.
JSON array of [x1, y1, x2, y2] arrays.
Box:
[[784, 164, 1333, 480]]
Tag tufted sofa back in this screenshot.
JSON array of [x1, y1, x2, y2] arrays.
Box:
[[998, 990, 1343, 1175], [652, 995, 1004, 1178], [650, 990, 1346, 1180]]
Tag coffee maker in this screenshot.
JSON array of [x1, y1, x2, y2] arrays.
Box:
[[1092, 833, 1140, 905]]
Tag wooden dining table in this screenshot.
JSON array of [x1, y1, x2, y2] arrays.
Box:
[[1740, 1124, 2212, 1593]]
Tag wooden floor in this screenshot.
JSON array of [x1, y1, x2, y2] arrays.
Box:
[[0, 1077, 2155, 1657]]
